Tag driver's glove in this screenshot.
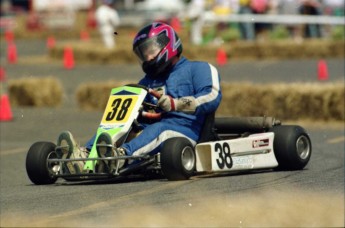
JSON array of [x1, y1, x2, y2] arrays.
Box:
[[157, 95, 197, 113]]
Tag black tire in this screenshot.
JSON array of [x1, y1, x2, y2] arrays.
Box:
[[160, 137, 196, 181], [26, 141, 58, 185], [270, 125, 312, 170]]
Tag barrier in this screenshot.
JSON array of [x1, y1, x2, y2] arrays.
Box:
[[203, 13, 345, 25], [75, 81, 344, 121]]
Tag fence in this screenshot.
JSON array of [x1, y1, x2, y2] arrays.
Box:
[[203, 13, 345, 25]]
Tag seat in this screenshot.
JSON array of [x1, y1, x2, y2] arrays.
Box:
[[198, 112, 219, 143]]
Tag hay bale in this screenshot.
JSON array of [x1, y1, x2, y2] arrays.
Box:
[[75, 80, 136, 111], [219, 82, 344, 121], [8, 77, 63, 107], [76, 81, 344, 121]]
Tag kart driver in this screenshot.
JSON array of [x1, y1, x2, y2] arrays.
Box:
[[56, 22, 222, 173]]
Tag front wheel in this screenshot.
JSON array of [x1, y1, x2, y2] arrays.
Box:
[[160, 137, 196, 181], [270, 125, 312, 170], [26, 141, 58, 185]]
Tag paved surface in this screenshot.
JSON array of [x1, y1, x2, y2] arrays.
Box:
[[0, 39, 344, 227], [1, 115, 344, 226]]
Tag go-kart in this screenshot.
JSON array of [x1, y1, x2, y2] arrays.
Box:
[[26, 84, 312, 185]]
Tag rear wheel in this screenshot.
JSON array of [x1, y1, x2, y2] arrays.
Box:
[[161, 137, 196, 181], [26, 142, 58, 185], [270, 125, 312, 170]]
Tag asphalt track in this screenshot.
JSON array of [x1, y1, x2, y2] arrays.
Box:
[[0, 39, 344, 227]]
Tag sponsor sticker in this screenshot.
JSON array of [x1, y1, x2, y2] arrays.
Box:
[[252, 138, 269, 148]]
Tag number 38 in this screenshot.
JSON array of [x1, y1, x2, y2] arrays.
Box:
[[106, 98, 132, 121], [215, 142, 233, 169]]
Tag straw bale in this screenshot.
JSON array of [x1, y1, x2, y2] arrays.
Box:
[[75, 80, 136, 111], [219, 82, 344, 120], [8, 77, 63, 107], [76, 82, 344, 121]]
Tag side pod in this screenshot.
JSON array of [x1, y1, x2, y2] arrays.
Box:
[[195, 133, 278, 172]]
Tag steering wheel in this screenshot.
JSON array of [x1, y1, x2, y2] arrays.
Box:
[[125, 84, 162, 119], [141, 88, 163, 119]]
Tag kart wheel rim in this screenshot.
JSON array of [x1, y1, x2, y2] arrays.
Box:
[[296, 135, 311, 160], [181, 146, 195, 171], [47, 151, 60, 174]]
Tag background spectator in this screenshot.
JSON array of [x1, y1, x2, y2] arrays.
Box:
[[238, 0, 255, 40], [95, 0, 120, 49], [277, 0, 303, 42], [212, 0, 232, 44], [321, 0, 344, 37], [322, 0, 344, 16], [299, 0, 322, 38], [186, 0, 206, 45], [250, 0, 270, 41]]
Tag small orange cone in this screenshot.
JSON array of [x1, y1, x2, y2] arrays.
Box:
[[7, 42, 17, 64], [46, 36, 56, 49], [87, 10, 97, 29], [80, 30, 90, 41], [0, 94, 13, 121], [216, 48, 227, 66], [63, 46, 75, 69], [5, 30, 14, 43], [0, 67, 5, 82], [170, 17, 181, 33], [317, 59, 329, 81]]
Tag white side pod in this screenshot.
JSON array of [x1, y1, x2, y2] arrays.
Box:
[[195, 133, 278, 172]]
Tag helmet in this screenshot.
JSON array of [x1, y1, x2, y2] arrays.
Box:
[[133, 22, 183, 77]]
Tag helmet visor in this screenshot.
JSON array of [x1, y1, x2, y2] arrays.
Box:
[[134, 33, 170, 63]]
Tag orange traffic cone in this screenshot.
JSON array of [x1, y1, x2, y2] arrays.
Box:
[[216, 48, 227, 66], [87, 10, 97, 29], [5, 30, 14, 43], [46, 36, 56, 49], [170, 17, 181, 33], [80, 30, 90, 41], [63, 46, 75, 69], [0, 94, 13, 121], [0, 67, 5, 82], [317, 59, 329, 81], [7, 42, 17, 64]]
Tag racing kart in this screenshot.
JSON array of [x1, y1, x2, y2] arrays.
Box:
[[26, 84, 312, 185]]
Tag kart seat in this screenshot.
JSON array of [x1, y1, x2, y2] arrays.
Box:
[[198, 112, 219, 143]]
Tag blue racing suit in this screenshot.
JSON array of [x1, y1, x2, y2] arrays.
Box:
[[120, 57, 222, 156], [85, 57, 221, 155]]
